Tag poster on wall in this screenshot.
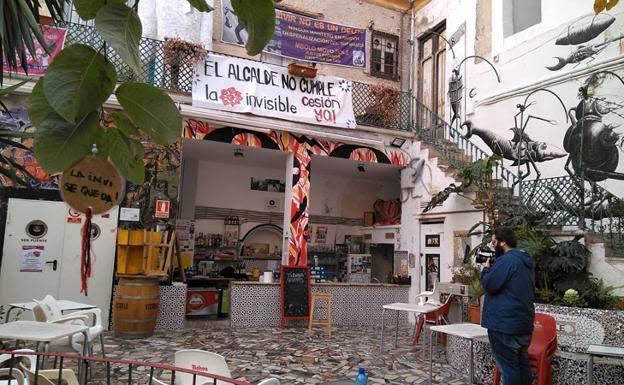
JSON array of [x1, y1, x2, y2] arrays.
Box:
[[2, 26, 67, 75], [425, 254, 440, 292], [425, 234, 440, 247], [20, 246, 45, 272], [192, 54, 357, 129], [221, 0, 366, 68], [315, 226, 327, 244], [251, 177, 286, 192], [176, 219, 196, 252]]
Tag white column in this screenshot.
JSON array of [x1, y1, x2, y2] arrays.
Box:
[[282, 152, 294, 265]]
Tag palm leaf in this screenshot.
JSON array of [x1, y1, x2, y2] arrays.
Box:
[[0, 0, 69, 83]]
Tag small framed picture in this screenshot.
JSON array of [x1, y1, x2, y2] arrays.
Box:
[[425, 234, 440, 247]]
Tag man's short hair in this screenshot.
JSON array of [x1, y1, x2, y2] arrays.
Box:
[[494, 227, 517, 248]]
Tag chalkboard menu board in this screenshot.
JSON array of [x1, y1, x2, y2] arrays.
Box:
[[280, 266, 310, 326]]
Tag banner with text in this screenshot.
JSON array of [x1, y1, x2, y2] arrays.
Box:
[[192, 54, 357, 129], [2, 26, 67, 75], [221, 0, 366, 68]]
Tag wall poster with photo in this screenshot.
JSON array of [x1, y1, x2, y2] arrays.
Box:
[[250, 177, 286, 192], [425, 234, 440, 247], [315, 226, 328, 244], [425, 254, 440, 292]]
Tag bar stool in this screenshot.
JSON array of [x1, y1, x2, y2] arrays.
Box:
[[308, 292, 333, 337]]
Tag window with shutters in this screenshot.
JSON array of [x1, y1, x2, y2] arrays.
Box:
[[371, 31, 399, 80]]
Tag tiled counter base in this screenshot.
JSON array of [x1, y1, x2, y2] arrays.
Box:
[[446, 304, 624, 385], [230, 282, 411, 328]]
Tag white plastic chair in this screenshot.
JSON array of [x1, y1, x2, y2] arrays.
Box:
[[0, 368, 25, 385], [0, 349, 79, 385], [257, 379, 280, 385], [174, 349, 231, 385], [32, 295, 106, 357], [415, 281, 442, 306]]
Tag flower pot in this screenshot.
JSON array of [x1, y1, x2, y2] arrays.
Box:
[[468, 304, 481, 324], [288, 63, 318, 78]]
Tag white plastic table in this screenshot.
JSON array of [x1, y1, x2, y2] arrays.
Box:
[[428, 323, 488, 385], [0, 321, 90, 384], [380, 302, 440, 352], [587, 344, 624, 385], [4, 300, 95, 323]]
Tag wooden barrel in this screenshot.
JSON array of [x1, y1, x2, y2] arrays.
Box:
[[113, 277, 160, 339]]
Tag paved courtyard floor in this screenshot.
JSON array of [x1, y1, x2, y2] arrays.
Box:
[[97, 323, 470, 385]]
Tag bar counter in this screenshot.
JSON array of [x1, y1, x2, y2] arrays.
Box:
[[230, 281, 410, 328]]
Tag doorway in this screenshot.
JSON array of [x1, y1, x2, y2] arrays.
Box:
[[418, 22, 447, 135], [0, 198, 118, 324], [420, 222, 444, 292]]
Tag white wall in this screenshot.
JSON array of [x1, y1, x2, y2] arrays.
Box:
[[413, 0, 624, 292], [194, 160, 287, 212], [139, 0, 214, 47]]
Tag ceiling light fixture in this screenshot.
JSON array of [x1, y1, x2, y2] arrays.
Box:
[[390, 137, 406, 148]]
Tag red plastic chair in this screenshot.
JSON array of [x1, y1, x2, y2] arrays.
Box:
[[492, 313, 558, 385], [410, 294, 454, 346]]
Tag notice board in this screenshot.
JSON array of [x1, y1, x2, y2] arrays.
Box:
[[280, 265, 310, 326]]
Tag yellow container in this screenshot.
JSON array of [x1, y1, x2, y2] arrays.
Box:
[[129, 230, 144, 246]]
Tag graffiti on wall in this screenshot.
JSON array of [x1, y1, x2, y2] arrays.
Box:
[[184, 118, 407, 266], [547, 13, 624, 71], [0, 107, 58, 189]]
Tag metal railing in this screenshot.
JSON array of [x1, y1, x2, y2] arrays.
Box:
[[0, 350, 253, 385], [412, 97, 518, 189], [521, 176, 624, 251]]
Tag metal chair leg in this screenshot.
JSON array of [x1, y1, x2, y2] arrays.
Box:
[[100, 334, 106, 358]]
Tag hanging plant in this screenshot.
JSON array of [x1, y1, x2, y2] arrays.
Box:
[[365, 84, 400, 127], [163, 38, 208, 66]]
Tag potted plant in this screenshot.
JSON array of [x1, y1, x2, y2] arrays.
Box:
[[363, 84, 400, 127], [469, 278, 484, 324], [163, 37, 207, 88]]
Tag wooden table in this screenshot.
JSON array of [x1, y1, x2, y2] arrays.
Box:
[[4, 300, 95, 323], [0, 321, 90, 384], [587, 344, 624, 385], [428, 323, 488, 385], [380, 302, 439, 352]]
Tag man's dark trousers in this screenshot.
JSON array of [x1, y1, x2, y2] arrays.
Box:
[[488, 330, 532, 385]]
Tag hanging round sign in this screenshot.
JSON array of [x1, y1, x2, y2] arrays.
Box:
[[60, 156, 125, 215]]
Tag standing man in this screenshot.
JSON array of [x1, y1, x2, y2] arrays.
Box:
[[481, 227, 536, 385]]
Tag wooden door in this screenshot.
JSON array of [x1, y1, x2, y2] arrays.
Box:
[[418, 24, 447, 135]]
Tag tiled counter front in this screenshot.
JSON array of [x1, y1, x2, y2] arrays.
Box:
[[111, 283, 187, 331], [446, 304, 624, 385], [230, 282, 410, 328]]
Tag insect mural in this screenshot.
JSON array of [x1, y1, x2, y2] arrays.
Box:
[[547, 13, 624, 71], [563, 71, 624, 182]]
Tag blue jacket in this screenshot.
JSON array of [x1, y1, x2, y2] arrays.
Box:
[[481, 249, 536, 335]]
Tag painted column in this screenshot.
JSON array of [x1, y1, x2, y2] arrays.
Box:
[[287, 142, 312, 266], [282, 152, 294, 265]]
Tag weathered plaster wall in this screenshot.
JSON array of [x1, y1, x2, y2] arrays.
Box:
[[210, 0, 411, 89]]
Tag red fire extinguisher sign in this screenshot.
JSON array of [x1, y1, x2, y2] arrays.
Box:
[[155, 200, 170, 218]]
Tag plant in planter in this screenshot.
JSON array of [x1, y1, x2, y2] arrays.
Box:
[[468, 278, 485, 324], [163, 38, 208, 89], [363, 84, 400, 127]]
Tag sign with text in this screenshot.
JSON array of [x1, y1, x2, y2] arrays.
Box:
[[280, 265, 310, 325], [20, 245, 45, 272], [192, 54, 356, 128], [155, 200, 170, 218], [60, 157, 124, 215], [221, 0, 366, 68], [2, 26, 67, 75]]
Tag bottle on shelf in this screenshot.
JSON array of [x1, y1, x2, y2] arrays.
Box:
[[355, 368, 368, 385]]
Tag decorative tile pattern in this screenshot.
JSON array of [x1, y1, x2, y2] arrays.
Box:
[[446, 304, 624, 385], [156, 284, 187, 331], [230, 283, 410, 328]]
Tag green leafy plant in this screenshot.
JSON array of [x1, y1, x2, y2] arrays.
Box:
[[451, 263, 481, 285], [545, 235, 589, 273], [470, 278, 484, 305], [6, 0, 275, 183], [594, 0, 619, 13]]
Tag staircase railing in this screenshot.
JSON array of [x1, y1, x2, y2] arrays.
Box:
[[522, 175, 624, 251], [411, 97, 518, 189]]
